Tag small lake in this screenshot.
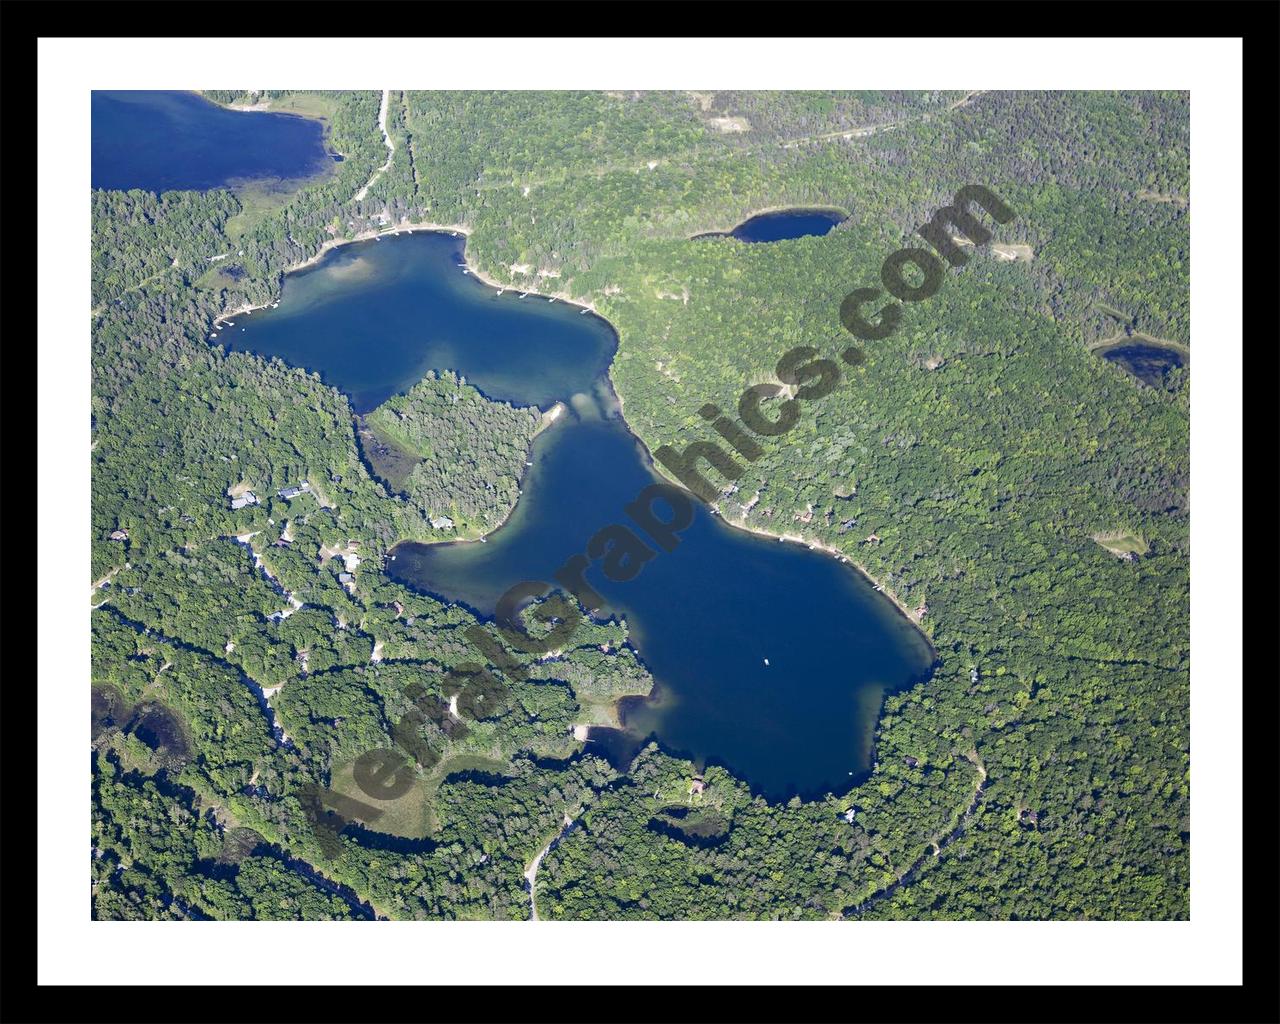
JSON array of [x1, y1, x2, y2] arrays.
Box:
[[224, 232, 934, 800], [1098, 340, 1187, 387], [92, 91, 334, 193], [694, 208, 846, 243]]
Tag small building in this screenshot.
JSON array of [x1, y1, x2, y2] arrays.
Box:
[[337, 572, 355, 584], [843, 807, 857, 824], [230, 492, 259, 510], [689, 777, 706, 796], [430, 516, 455, 530], [277, 483, 310, 500], [970, 666, 980, 684], [904, 755, 919, 768], [109, 529, 129, 541]]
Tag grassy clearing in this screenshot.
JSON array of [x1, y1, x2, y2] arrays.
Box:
[[256, 93, 342, 122], [194, 265, 243, 293], [327, 751, 513, 839], [225, 182, 312, 242], [328, 757, 434, 839], [1092, 529, 1149, 559]]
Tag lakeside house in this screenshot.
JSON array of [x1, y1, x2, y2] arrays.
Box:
[[689, 776, 706, 796], [430, 515, 455, 530]]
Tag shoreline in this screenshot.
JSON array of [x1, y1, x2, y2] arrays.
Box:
[[606, 352, 933, 637], [1086, 331, 1190, 356], [213, 220, 599, 327], [382, 399, 568, 554], [711, 512, 929, 630], [211, 221, 932, 641], [687, 203, 849, 241]]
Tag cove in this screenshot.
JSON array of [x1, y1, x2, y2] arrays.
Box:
[[224, 231, 934, 800], [217, 233, 614, 413], [92, 91, 334, 193], [693, 207, 846, 243]]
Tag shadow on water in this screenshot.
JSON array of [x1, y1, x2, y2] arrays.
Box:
[[1097, 341, 1187, 387], [92, 683, 191, 763]]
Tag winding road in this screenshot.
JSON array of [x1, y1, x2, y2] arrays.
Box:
[[353, 89, 395, 203], [524, 812, 576, 921]]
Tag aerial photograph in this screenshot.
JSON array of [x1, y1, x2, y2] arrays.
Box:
[[87, 85, 1191, 924]]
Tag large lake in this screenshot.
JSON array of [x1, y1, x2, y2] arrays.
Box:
[[92, 91, 334, 193], [224, 231, 934, 800]]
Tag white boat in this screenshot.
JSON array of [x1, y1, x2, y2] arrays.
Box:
[[519, 292, 529, 298], [580, 308, 589, 314], [763, 658, 770, 666]]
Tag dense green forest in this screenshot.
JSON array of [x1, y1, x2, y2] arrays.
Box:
[[362, 371, 544, 536], [90, 90, 1189, 920]]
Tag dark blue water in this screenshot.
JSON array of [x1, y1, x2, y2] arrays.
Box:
[[92, 91, 333, 193], [695, 208, 846, 243], [225, 232, 933, 800], [1100, 342, 1186, 387], [218, 233, 614, 413]]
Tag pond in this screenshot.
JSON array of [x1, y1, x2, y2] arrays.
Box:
[[92, 90, 334, 193], [694, 208, 846, 243], [223, 231, 934, 801], [1098, 340, 1187, 387]]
